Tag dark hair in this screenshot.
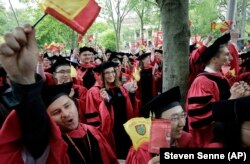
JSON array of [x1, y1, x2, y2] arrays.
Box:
[[0, 103, 10, 128], [101, 67, 121, 90]]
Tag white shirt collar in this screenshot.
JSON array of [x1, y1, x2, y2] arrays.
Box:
[[204, 66, 217, 73]]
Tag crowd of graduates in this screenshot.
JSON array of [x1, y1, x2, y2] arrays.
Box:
[[0, 24, 250, 164]]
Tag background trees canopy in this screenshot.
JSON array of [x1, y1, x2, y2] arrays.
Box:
[[1, 0, 249, 51]]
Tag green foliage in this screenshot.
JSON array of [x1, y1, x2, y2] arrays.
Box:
[[99, 30, 116, 51], [34, 11, 78, 49], [189, 0, 220, 37]]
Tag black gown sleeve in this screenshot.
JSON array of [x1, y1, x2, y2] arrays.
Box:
[[2, 75, 50, 159]]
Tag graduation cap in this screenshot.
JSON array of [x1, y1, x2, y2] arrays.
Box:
[[105, 49, 112, 54], [43, 52, 50, 59], [79, 46, 90, 54], [63, 56, 71, 60], [154, 49, 163, 54], [136, 52, 151, 61], [41, 82, 73, 108], [49, 55, 59, 62], [198, 33, 231, 64], [109, 52, 122, 62], [93, 61, 119, 73], [89, 47, 97, 55], [134, 52, 140, 57], [189, 43, 197, 54], [141, 86, 181, 118], [212, 96, 250, 122], [49, 56, 78, 73], [240, 58, 250, 67], [50, 56, 70, 73], [239, 51, 250, 59], [95, 56, 103, 64]]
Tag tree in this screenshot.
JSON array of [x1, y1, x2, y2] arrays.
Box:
[[98, 0, 136, 51], [156, 0, 190, 101], [131, 0, 154, 41], [189, 0, 221, 37], [99, 30, 116, 51], [82, 22, 113, 48]]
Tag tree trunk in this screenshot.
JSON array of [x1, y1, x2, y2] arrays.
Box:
[[156, 0, 190, 102], [115, 30, 119, 51], [140, 17, 144, 42], [116, 22, 121, 51], [240, 0, 247, 38], [226, 0, 237, 27]]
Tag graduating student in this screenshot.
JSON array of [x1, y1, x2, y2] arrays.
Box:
[[112, 58, 132, 84], [188, 34, 212, 88], [37, 52, 52, 74], [136, 52, 160, 110], [0, 24, 118, 164], [126, 87, 195, 164], [207, 95, 250, 148], [186, 33, 250, 147], [86, 61, 137, 159], [75, 47, 98, 89], [37, 55, 88, 123], [227, 29, 240, 81], [237, 51, 250, 84]]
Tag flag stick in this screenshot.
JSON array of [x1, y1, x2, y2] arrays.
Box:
[[9, 0, 19, 26], [32, 13, 48, 28]]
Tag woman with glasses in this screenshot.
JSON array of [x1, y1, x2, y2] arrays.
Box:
[[86, 61, 138, 160], [126, 86, 195, 164]]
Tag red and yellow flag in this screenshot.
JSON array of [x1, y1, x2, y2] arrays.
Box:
[[39, 0, 101, 35], [211, 20, 233, 33]]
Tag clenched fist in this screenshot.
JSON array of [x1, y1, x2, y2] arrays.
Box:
[[0, 24, 38, 84]]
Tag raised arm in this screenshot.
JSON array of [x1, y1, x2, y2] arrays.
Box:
[[0, 24, 50, 159]]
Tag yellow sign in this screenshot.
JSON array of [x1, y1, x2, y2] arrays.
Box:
[[124, 117, 151, 150]]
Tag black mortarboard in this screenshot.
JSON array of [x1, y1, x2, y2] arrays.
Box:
[[189, 43, 197, 54], [105, 49, 112, 54], [154, 49, 163, 54], [88, 47, 97, 55], [109, 52, 122, 62], [198, 33, 231, 64], [240, 58, 250, 67], [41, 82, 73, 108], [93, 61, 119, 73], [79, 46, 90, 54], [64, 56, 71, 60], [95, 55, 103, 60], [239, 51, 250, 59], [50, 56, 70, 73], [141, 86, 181, 118], [212, 96, 250, 122], [136, 52, 151, 61], [49, 55, 59, 62], [134, 52, 140, 57], [43, 52, 50, 59]]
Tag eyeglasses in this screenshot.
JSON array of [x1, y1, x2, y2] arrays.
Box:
[[165, 112, 187, 122], [104, 70, 115, 75], [81, 53, 93, 56], [55, 70, 71, 74]]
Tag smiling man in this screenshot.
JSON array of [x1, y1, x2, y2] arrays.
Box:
[[126, 86, 195, 164]]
